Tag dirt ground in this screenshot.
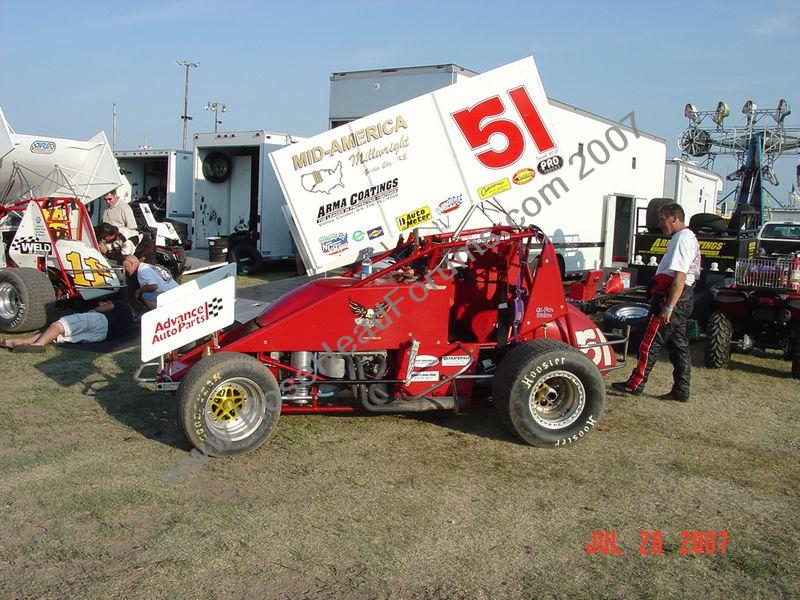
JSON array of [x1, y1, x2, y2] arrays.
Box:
[[0, 270, 798, 599]]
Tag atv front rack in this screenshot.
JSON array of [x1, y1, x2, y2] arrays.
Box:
[[735, 258, 794, 291]]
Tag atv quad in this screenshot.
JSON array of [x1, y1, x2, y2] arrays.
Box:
[[705, 255, 800, 378], [139, 225, 625, 456]]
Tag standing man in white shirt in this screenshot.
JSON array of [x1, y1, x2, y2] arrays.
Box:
[[612, 203, 701, 402], [101, 189, 139, 233]]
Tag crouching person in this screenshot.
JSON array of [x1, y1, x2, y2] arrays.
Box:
[[123, 255, 178, 310], [96, 222, 140, 261], [0, 299, 141, 353]]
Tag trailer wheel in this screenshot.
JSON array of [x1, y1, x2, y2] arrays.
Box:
[[176, 353, 281, 457], [646, 198, 675, 233], [493, 339, 605, 448], [0, 268, 56, 333], [227, 243, 263, 275], [704, 312, 732, 369]]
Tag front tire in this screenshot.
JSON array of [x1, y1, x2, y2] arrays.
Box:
[[705, 312, 732, 368], [0, 267, 56, 333], [176, 353, 281, 457], [493, 339, 605, 448]]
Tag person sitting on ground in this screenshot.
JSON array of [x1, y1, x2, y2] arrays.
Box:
[[95, 222, 140, 262], [0, 298, 141, 353], [123, 255, 178, 310]]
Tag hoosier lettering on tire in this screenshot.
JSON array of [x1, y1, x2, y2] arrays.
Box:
[[493, 339, 605, 447], [176, 353, 281, 457]]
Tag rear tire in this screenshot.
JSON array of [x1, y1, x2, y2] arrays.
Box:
[[493, 339, 605, 448], [0, 267, 56, 333], [176, 353, 281, 457], [705, 312, 732, 368]]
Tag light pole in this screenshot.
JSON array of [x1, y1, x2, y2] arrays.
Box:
[[176, 60, 199, 150], [111, 102, 117, 153], [204, 101, 227, 133]]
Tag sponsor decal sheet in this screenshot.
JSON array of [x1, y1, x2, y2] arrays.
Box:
[[141, 273, 236, 361], [269, 56, 562, 274]]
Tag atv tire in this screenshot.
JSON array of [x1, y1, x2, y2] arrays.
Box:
[[227, 243, 263, 276], [0, 268, 56, 333], [602, 302, 651, 355], [176, 353, 281, 457], [705, 311, 732, 369], [646, 198, 675, 234], [493, 339, 605, 448]]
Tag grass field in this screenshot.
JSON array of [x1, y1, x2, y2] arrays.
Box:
[[1, 270, 798, 598]]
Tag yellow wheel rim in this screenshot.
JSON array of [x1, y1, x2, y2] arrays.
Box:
[[209, 385, 245, 422], [203, 377, 267, 442]]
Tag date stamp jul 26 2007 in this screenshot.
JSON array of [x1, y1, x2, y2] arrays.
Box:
[[584, 529, 729, 556]]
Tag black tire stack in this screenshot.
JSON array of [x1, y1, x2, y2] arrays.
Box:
[[207, 236, 229, 263]]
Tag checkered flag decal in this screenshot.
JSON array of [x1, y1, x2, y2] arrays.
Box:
[[10, 235, 37, 251], [208, 297, 224, 318]]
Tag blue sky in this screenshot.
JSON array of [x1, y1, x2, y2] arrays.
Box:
[[1, 0, 798, 204]]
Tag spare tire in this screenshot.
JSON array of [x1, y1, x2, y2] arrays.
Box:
[[227, 243, 263, 275], [202, 152, 232, 184], [602, 302, 651, 355], [646, 198, 675, 233], [689, 212, 728, 234]]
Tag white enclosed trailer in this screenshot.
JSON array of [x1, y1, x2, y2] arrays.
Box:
[[114, 149, 193, 233], [329, 64, 478, 129], [328, 64, 667, 272], [663, 158, 723, 219], [192, 130, 303, 260]]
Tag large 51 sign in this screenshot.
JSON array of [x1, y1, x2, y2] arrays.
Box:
[[451, 86, 556, 169]]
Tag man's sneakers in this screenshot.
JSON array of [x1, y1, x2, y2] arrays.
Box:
[[657, 390, 689, 403], [610, 382, 644, 396]]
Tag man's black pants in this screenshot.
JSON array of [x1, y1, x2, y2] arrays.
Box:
[[626, 286, 694, 397]]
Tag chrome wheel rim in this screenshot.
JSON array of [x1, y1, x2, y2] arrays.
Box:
[[528, 370, 586, 430], [0, 283, 20, 320], [613, 304, 649, 320], [204, 377, 266, 442]]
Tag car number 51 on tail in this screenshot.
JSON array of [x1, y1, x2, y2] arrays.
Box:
[[451, 86, 556, 169]]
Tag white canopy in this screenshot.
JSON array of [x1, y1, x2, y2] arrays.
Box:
[[0, 106, 122, 204]]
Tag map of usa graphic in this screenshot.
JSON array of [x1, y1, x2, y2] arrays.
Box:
[[301, 161, 344, 194]]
